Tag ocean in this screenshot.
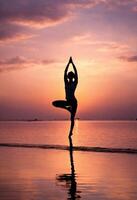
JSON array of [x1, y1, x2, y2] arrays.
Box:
[[0, 120, 137, 200]]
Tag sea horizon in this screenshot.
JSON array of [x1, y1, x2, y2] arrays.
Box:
[[1, 119, 137, 122]]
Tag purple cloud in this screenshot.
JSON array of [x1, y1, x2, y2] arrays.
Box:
[[0, 23, 34, 42], [0, 0, 136, 26], [133, 6, 137, 12], [0, 56, 55, 72], [0, 0, 137, 42], [0, 0, 68, 42], [119, 55, 137, 62]]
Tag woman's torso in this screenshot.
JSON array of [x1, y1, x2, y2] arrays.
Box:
[[65, 81, 77, 101]]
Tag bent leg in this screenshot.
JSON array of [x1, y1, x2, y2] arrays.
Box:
[[52, 100, 71, 111]]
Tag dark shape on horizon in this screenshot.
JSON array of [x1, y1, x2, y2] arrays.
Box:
[[56, 137, 81, 200], [52, 57, 78, 137], [27, 118, 39, 122]]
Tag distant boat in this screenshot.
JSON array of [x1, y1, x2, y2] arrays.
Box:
[[27, 118, 40, 122]]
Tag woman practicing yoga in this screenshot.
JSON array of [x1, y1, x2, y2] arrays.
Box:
[[52, 57, 78, 137]]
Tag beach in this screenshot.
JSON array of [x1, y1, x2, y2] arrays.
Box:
[[0, 121, 137, 200]]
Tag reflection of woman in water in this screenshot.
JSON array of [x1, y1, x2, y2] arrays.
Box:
[[52, 57, 78, 137], [56, 137, 81, 199]]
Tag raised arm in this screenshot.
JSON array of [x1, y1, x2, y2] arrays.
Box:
[[70, 57, 78, 84], [64, 58, 71, 83]]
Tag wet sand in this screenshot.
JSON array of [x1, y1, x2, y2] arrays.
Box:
[[0, 146, 137, 200]]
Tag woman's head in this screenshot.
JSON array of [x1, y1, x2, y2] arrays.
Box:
[[67, 71, 75, 81]]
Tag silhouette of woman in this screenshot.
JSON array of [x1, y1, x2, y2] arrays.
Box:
[[52, 57, 78, 137]]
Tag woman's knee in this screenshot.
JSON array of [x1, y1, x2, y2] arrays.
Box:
[[52, 101, 58, 107]]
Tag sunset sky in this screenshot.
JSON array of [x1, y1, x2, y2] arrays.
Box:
[[0, 0, 137, 120]]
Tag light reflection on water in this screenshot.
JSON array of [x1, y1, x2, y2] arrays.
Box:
[[0, 120, 137, 148], [0, 121, 137, 200], [0, 146, 137, 200]]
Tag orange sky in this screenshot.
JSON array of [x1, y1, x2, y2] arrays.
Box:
[[0, 0, 137, 120]]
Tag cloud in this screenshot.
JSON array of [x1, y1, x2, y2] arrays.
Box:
[[101, 0, 137, 9], [0, 0, 137, 42], [133, 6, 137, 12], [0, 0, 136, 27], [71, 33, 91, 42], [71, 33, 129, 52], [96, 42, 129, 52], [0, 23, 34, 43], [0, 0, 70, 42], [0, 0, 68, 26], [119, 55, 137, 62], [0, 56, 55, 72], [0, 0, 135, 24]]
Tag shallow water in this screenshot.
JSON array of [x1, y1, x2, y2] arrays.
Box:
[[0, 121, 137, 200], [0, 120, 137, 148]]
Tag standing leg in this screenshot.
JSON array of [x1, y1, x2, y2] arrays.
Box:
[[69, 99, 77, 137], [69, 115, 75, 137]]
